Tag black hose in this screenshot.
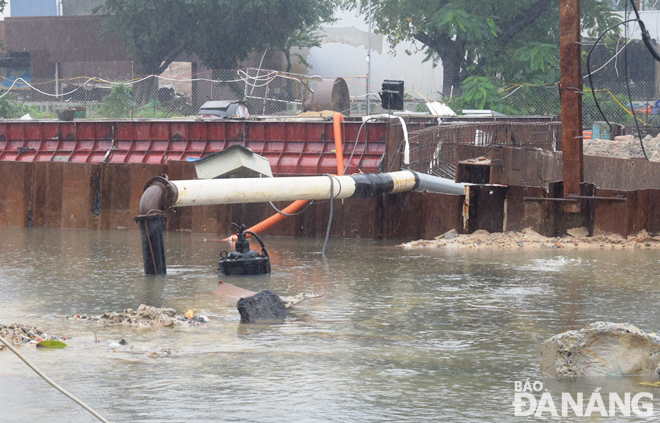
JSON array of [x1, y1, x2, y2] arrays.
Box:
[[623, 2, 649, 160], [245, 229, 269, 258], [321, 174, 334, 255], [586, 19, 639, 132], [344, 117, 377, 174], [629, 0, 660, 62], [268, 200, 313, 216]]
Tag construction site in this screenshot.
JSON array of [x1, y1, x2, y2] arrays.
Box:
[[3, 0, 660, 421]]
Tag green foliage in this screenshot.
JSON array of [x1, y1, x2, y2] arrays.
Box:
[[582, 89, 638, 125], [344, 0, 620, 89], [456, 76, 513, 113], [281, 27, 328, 72], [101, 0, 337, 74], [136, 99, 169, 118], [96, 84, 135, 118], [0, 95, 26, 118]]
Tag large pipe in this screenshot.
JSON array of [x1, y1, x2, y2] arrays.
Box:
[[135, 177, 177, 275], [136, 171, 466, 274]]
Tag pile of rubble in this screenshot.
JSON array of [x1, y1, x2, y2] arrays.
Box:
[[67, 304, 208, 327], [0, 323, 64, 350], [402, 228, 660, 250], [584, 134, 660, 161]]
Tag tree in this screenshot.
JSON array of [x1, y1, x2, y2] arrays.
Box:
[[344, 0, 620, 93], [100, 0, 336, 74], [280, 27, 325, 74]]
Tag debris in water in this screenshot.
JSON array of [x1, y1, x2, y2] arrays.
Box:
[[36, 340, 67, 349], [280, 292, 324, 308], [0, 323, 64, 350], [237, 290, 289, 323], [67, 304, 208, 327]]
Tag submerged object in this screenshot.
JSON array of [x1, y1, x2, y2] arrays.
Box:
[[541, 322, 660, 378], [218, 223, 271, 276], [237, 290, 288, 323]]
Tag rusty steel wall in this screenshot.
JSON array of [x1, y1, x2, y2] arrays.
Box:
[[0, 160, 465, 240], [454, 145, 660, 192]]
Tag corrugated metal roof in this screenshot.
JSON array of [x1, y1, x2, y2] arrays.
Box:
[[10, 0, 58, 17]]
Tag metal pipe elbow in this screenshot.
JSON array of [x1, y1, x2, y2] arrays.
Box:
[[138, 176, 178, 216]]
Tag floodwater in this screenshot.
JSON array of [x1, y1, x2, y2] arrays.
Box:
[[1, 227, 660, 422]]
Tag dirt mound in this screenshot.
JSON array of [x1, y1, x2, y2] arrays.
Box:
[[402, 227, 660, 250], [584, 134, 660, 161]]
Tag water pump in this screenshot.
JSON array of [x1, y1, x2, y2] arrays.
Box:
[[218, 223, 271, 276]]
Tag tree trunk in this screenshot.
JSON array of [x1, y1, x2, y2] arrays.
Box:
[[414, 31, 465, 97]]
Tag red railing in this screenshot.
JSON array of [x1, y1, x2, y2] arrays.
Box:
[[0, 120, 391, 176]]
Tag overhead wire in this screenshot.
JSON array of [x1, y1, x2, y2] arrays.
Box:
[[623, 0, 649, 160], [585, 19, 640, 140]]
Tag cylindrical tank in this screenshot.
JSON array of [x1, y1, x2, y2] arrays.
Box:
[[303, 78, 351, 116]]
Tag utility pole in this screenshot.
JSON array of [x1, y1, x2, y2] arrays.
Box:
[[366, 0, 372, 116], [559, 0, 583, 209]]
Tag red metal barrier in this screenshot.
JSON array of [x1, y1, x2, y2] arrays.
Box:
[[0, 120, 392, 176]]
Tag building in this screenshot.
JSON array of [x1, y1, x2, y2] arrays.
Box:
[[10, 0, 57, 17], [303, 9, 444, 101]]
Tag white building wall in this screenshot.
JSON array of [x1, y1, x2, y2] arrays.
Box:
[[304, 9, 444, 99]]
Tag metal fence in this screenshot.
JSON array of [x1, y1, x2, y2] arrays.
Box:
[[493, 80, 660, 127], [0, 69, 369, 119], [407, 122, 562, 178], [0, 68, 657, 126]]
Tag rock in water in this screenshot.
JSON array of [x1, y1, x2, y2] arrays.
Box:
[[237, 290, 289, 323], [541, 322, 660, 378]]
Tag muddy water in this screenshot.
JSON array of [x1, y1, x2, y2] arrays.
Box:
[[1, 227, 660, 422]]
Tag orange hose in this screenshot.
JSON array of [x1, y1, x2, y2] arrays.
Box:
[[223, 113, 345, 242], [333, 112, 345, 175], [223, 200, 309, 241]]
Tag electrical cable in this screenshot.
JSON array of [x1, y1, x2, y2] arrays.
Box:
[[583, 39, 634, 79], [268, 200, 314, 216], [624, 0, 650, 160], [0, 68, 315, 101], [586, 19, 639, 133], [343, 117, 377, 174], [321, 174, 335, 256], [0, 335, 111, 423], [629, 0, 660, 61]]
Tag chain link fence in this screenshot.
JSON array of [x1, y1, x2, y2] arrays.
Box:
[[494, 80, 660, 127], [0, 68, 657, 126], [0, 68, 370, 119]]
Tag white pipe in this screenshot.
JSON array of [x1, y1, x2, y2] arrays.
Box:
[[395, 116, 410, 165], [170, 171, 419, 207], [172, 175, 355, 207]]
